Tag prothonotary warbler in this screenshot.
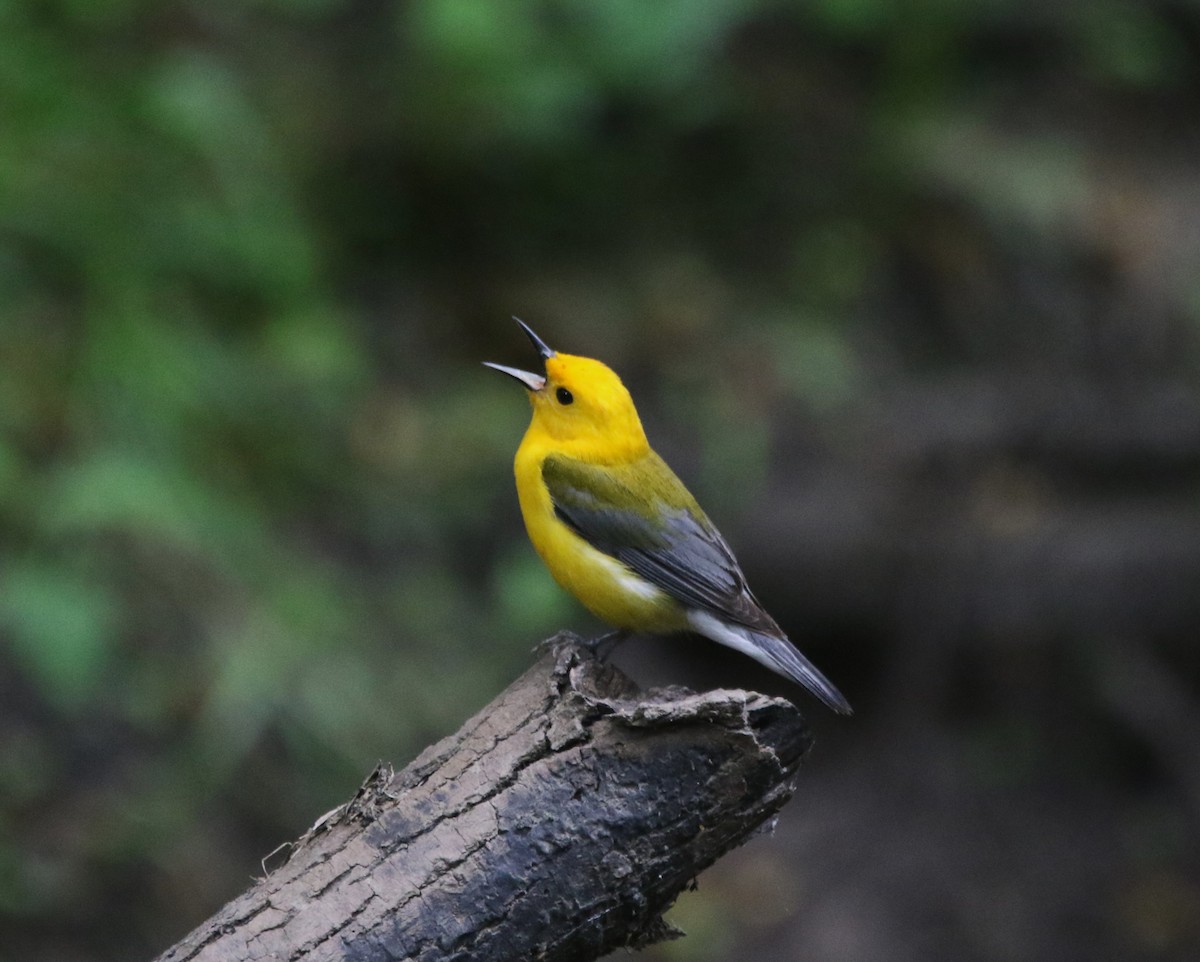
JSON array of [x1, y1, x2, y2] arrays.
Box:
[[485, 319, 852, 715]]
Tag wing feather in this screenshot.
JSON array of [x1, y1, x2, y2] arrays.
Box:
[[541, 453, 776, 632]]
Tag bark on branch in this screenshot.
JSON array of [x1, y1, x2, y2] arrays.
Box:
[[154, 633, 814, 962]]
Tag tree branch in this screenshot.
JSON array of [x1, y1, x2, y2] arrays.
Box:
[[154, 633, 814, 962]]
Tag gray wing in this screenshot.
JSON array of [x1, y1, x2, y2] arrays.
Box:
[[541, 453, 777, 632], [543, 452, 854, 714]]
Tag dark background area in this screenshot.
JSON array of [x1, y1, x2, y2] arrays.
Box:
[[2, 1, 1199, 960]]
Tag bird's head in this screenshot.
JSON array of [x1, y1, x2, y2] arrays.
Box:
[[485, 320, 649, 460]]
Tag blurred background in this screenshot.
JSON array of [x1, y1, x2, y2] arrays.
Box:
[[2, 0, 1200, 959]]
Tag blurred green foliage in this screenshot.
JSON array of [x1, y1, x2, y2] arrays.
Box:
[[1, 0, 1198, 960]]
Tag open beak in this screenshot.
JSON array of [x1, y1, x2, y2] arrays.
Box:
[[514, 317, 555, 360], [483, 318, 555, 390], [482, 361, 545, 391]]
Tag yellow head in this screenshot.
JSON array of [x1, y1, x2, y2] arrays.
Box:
[[485, 320, 649, 462]]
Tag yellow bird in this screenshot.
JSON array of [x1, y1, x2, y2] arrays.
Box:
[[485, 320, 851, 714]]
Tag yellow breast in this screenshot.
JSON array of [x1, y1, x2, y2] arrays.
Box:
[[513, 438, 685, 632]]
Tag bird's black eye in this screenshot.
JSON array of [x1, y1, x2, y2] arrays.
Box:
[[556, 387, 574, 405]]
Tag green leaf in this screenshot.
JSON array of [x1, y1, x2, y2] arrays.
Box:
[[0, 562, 118, 706]]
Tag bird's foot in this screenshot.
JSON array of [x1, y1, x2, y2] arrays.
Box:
[[583, 628, 631, 661], [531, 630, 586, 657]]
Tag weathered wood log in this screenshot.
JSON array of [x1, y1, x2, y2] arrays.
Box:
[[154, 634, 813, 962]]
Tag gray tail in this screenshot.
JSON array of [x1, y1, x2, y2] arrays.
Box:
[[688, 610, 853, 714], [752, 629, 853, 715]]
